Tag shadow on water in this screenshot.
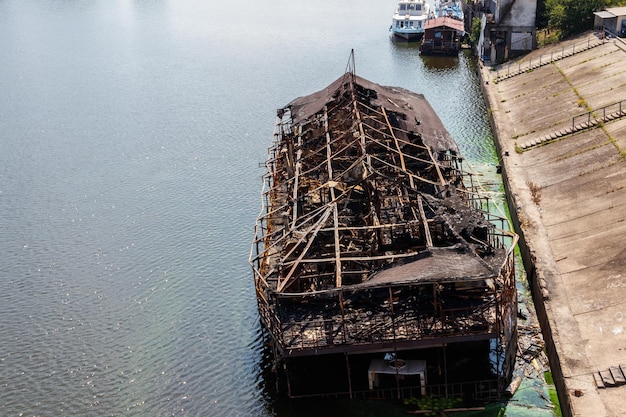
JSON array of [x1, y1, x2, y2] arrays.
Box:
[[420, 55, 460, 71], [388, 36, 460, 72]]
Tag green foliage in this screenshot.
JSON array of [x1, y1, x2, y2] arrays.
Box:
[[546, 0, 566, 29], [470, 17, 482, 45], [537, 28, 563, 46], [539, 0, 614, 36]]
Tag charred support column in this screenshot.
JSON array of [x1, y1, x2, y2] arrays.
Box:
[[388, 286, 401, 399], [284, 361, 292, 398], [339, 291, 347, 344], [444, 343, 448, 398], [345, 353, 353, 399]]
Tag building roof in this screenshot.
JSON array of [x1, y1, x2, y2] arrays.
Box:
[[606, 6, 626, 17], [594, 10, 617, 19], [424, 16, 464, 32]]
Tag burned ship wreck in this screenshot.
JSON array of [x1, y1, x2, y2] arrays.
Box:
[[250, 58, 518, 400]]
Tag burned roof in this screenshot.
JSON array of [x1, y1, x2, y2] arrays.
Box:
[[251, 67, 513, 297], [288, 73, 459, 154]]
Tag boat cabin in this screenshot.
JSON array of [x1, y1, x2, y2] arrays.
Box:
[[399, 1, 423, 15], [420, 17, 465, 55]]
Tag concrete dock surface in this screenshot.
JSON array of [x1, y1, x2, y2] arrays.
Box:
[[480, 33, 626, 417]]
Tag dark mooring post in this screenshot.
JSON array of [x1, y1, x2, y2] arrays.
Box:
[[284, 361, 292, 398], [345, 353, 353, 399], [444, 343, 449, 398]]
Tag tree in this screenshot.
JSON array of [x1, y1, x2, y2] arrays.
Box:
[[545, 0, 566, 30], [540, 0, 623, 36], [470, 17, 482, 45]]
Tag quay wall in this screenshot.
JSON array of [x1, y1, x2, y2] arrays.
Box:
[[478, 73, 573, 417], [476, 33, 626, 417]]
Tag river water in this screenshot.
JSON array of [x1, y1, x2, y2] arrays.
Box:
[[0, 1, 501, 416]]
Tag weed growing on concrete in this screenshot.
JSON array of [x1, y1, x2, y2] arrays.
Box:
[[518, 211, 536, 229], [526, 181, 542, 205]]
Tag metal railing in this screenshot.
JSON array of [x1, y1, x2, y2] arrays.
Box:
[[290, 379, 501, 400], [495, 35, 605, 80], [571, 99, 626, 131], [278, 301, 498, 351]]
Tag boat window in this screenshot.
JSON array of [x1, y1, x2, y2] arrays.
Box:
[[408, 4, 415, 10], [399, 4, 406, 11]]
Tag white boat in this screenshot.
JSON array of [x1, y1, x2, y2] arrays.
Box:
[[434, 0, 464, 21], [390, 0, 430, 41]]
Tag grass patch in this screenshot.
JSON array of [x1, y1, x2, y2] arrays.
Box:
[[537, 29, 562, 47]]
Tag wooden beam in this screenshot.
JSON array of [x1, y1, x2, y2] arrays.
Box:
[[291, 127, 303, 229], [381, 106, 415, 189], [417, 195, 433, 248], [323, 106, 343, 288], [277, 207, 332, 292], [426, 143, 447, 187]]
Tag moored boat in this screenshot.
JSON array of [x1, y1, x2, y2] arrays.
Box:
[[250, 53, 519, 399], [434, 0, 464, 21], [390, 0, 429, 41]]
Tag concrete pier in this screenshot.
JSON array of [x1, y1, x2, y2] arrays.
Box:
[[480, 33, 626, 417]]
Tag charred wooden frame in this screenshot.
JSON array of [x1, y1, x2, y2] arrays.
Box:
[[250, 59, 518, 399]]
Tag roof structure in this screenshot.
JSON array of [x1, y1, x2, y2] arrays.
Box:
[[424, 16, 465, 33], [606, 6, 626, 17], [594, 10, 616, 19], [251, 57, 515, 297]]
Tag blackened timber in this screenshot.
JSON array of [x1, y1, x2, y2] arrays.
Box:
[[250, 65, 518, 399]]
